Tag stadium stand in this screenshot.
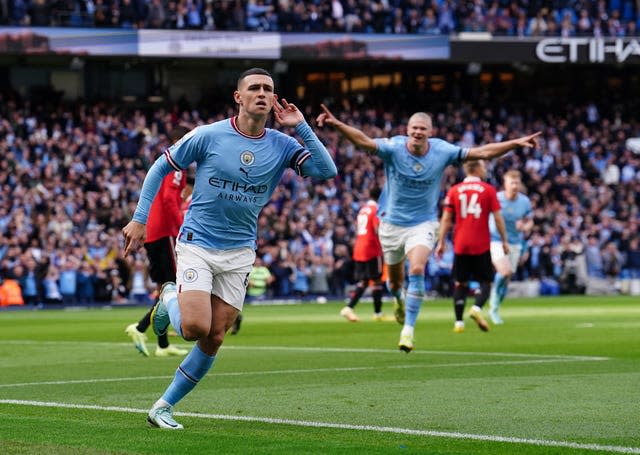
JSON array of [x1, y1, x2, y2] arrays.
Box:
[[3, 1, 639, 37], [0, 82, 639, 304]]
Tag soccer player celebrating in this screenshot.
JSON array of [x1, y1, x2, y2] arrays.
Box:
[[435, 160, 509, 333], [340, 187, 385, 322], [123, 68, 337, 429], [488, 170, 533, 324], [317, 105, 539, 352]]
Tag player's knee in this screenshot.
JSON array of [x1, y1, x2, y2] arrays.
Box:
[[209, 330, 226, 351], [181, 321, 210, 341]]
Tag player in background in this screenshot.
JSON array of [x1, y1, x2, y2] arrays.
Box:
[[488, 169, 533, 324], [435, 160, 509, 333], [125, 126, 191, 357], [317, 104, 539, 352], [340, 187, 385, 322], [122, 68, 337, 429]]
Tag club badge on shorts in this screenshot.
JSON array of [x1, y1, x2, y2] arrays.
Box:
[[183, 268, 198, 283]]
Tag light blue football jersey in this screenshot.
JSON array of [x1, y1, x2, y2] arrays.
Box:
[[165, 118, 314, 250], [489, 191, 532, 244], [374, 136, 468, 226]]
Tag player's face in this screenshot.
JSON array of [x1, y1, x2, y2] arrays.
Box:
[[406, 115, 432, 154], [235, 74, 276, 117], [504, 176, 520, 197]]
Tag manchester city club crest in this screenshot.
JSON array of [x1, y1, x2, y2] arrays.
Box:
[[413, 163, 423, 172], [240, 150, 255, 166], [183, 268, 198, 283]]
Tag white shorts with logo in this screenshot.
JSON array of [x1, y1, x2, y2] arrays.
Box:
[[378, 220, 439, 266], [175, 242, 255, 310], [490, 241, 523, 273]]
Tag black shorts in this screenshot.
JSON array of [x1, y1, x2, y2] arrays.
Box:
[[144, 237, 177, 285], [452, 251, 494, 283], [353, 257, 383, 282]]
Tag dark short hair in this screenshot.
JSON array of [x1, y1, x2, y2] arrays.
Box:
[[370, 186, 382, 201], [169, 125, 190, 143], [237, 68, 272, 88]]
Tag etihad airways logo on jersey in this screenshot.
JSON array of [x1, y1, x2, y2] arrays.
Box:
[[208, 177, 268, 193], [389, 169, 433, 189], [209, 177, 268, 204]]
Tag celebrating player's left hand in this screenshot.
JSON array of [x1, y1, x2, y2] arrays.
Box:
[[514, 132, 541, 149], [273, 98, 304, 127]]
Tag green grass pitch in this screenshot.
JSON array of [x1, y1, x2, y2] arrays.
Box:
[[0, 296, 638, 454]]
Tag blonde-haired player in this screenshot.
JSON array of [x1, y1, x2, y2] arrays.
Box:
[[488, 170, 533, 324]]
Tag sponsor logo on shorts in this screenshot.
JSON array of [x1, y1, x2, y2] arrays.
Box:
[[183, 268, 198, 282]]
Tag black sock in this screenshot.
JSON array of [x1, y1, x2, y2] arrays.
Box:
[[453, 283, 467, 322], [137, 306, 153, 332], [348, 282, 366, 308], [372, 286, 383, 313], [475, 282, 491, 309], [158, 333, 169, 349]]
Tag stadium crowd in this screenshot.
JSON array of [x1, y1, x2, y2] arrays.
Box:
[[0, 87, 639, 306], [2, 0, 639, 37]]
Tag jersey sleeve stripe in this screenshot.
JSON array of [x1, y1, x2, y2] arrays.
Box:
[[289, 149, 304, 170], [295, 152, 312, 175], [164, 150, 182, 172]]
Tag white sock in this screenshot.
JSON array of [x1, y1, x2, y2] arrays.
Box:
[[401, 325, 414, 337], [153, 398, 171, 410]]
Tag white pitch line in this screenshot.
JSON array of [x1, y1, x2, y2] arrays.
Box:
[[0, 358, 607, 389], [0, 340, 609, 361], [1, 399, 638, 454]]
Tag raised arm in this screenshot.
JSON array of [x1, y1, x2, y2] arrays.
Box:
[[466, 132, 541, 161], [316, 104, 377, 153], [274, 99, 337, 179]]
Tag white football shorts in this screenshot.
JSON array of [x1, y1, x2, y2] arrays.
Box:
[[490, 241, 522, 273], [175, 241, 255, 310], [378, 220, 439, 265]]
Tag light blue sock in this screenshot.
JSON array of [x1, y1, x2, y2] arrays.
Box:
[[498, 278, 509, 302], [489, 274, 503, 310], [162, 344, 215, 406], [405, 274, 425, 328], [165, 292, 183, 338]]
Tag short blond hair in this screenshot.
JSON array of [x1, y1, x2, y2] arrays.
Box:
[[503, 169, 521, 181], [463, 160, 484, 176], [408, 112, 432, 124]]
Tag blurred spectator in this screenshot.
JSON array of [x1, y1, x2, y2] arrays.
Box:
[[292, 257, 311, 297], [59, 257, 79, 304], [9, 0, 638, 36], [0, 275, 24, 306], [247, 256, 274, 299], [43, 266, 63, 304], [602, 241, 624, 278], [129, 258, 151, 304]]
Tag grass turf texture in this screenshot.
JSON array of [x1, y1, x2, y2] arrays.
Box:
[[0, 296, 638, 454]]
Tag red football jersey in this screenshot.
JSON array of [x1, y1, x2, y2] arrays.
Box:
[[443, 178, 500, 255], [353, 200, 383, 261], [145, 170, 186, 243]]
